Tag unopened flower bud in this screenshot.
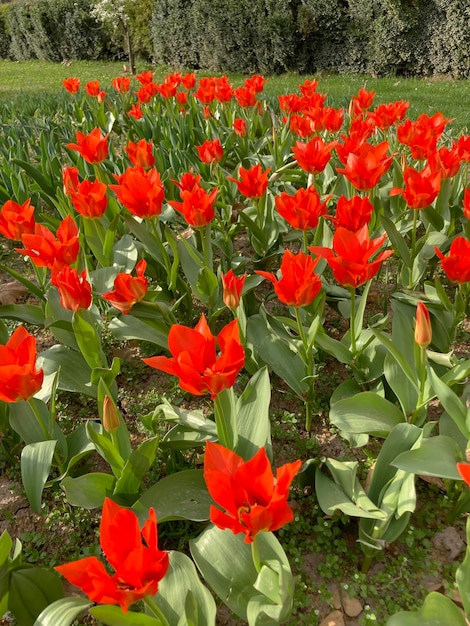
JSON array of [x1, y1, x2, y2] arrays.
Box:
[[414, 302, 432, 348], [103, 395, 119, 433], [222, 270, 246, 310]]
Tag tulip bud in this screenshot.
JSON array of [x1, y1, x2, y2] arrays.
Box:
[[414, 302, 432, 348], [103, 395, 120, 433], [222, 270, 246, 310]]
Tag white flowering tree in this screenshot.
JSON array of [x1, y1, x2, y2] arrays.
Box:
[[91, 0, 136, 74]]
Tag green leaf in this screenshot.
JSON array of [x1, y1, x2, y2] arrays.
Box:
[[315, 327, 353, 364], [61, 473, 115, 509], [381, 214, 411, 268], [190, 526, 290, 622], [21, 440, 57, 513], [456, 517, 470, 617], [386, 592, 466, 626], [247, 312, 307, 399], [371, 328, 419, 394], [10, 567, 63, 626], [427, 365, 470, 439], [109, 315, 169, 349], [114, 437, 159, 498], [392, 436, 463, 480], [90, 605, 162, 625], [0, 304, 45, 326], [133, 470, 212, 523], [37, 345, 95, 398], [152, 551, 216, 626], [85, 421, 124, 474], [329, 392, 405, 439], [235, 367, 272, 461], [72, 309, 106, 370], [34, 597, 92, 626]]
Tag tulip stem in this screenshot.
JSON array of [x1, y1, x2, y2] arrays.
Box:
[[411, 347, 427, 425], [200, 223, 213, 271], [295, 307, 315, 432], [144, 595, 170, 626], [349, 287, 357, 356], [408, 209, 418, 288], [27, 398, 66, 476], [302, 229, 309, 255]]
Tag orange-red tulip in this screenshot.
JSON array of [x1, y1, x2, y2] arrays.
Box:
[[196, 139, 224, 164], [463, 188, 470, 220], [66, 128, 109, 164], [414, 302, 432, 348], [233, 118, 247, 137], [457, 463, 470, 486], [292, 137, 338, 174], [52, 266, 92, 312], [204, 441, 301, 543], [102, 259, 148, 314], [127, 102, 143, 119], [168, 185, 217, 227], [0, 199, 35, 241], [62, 77, 80, 94], [16, 215, 79, 270], [228, 164, 271, 199], [143, 315, 244, 399], [55, 498, 169, 613], [330, 195, 374, 232], [69, 179, 108, 219], [110, 166, 164, 219], [390, 165, 441, 210], [0, 326, 44, 402], [310, 225, 393, 288], [434, 237, 470, 284], [124, 139, 155, 169], [256, 249, 322, 307], [221, 269, 246, 310], [111, 76, 131, 93], [275, 186, 329, 231], [336, 141, 394, 191]]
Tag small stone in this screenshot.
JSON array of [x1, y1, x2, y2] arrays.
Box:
[[431, 527, 465, 561], [331, 587, 342, 610], [421, 574, 444, 592], [451, 589, 464, 607], [340, 587, 363, 618], [319, 610, 345, 626]]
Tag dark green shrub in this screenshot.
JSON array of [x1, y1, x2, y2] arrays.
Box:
[[0, 4, 11, 58], [127, 0, 154, 61], [151, 0, 199, 68]]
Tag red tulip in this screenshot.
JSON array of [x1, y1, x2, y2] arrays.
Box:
[[204, 441, 301, 543], [244, 74, 266, 93], [86, 81, 101, 97], [62, 166, 80, 194], [135, 71, 154, 85], [275, 186, 329, 231], [0, 326, 44, 402], [330, 195, 374, 232], [16, 215, 79, 270], [428, 144, 462, 180], [110, 166, 164, 219], [228, 164, 271, 199], [234, 86, 257, 108], [143, 315, 244, 399], [457, 463, 470, 486], [214, 76, 234, 103], [66, 128, 108, 164], [221, 269, 246, 309], [336, 141, 394, 191], [0, 199, 35, 241], [69, 179, 108, 219], [168, 185, 217, 227], [194, 77, 216, 104], [368, 101, 410, 130], [124, 139, 155, 169], [414, 302, 432, 348], [233, 118, 247, 137], [390, 165, 441, 210], [292, 137, 338, 174], [182, 72, 196, 89], [102, 259, 148, 314], [172, 171, 202, 194], [256, 249, 322, 307], [127, 102, 143, 120], [196, 139, 224, 164], [434, 237, 470, 284], [463, 188, 470, 220], [52, 266, 92, 312], [310, 225, 393, 288], [111, 76, 131, 93], [55, 498, 169, 613], [62, 77, 80, 94]]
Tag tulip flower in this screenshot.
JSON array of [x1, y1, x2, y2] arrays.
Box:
[[102, 259, 148, 314], [102, 395, 120, 434], [234, 85, 257, 108], [428, 144, 462, 180], [66, 128, 109, 164], [336, 141, 394, 191], [233, 118, 247, 137], [0, 326, 44, 403], [330, 195, 374, 232], [228, 164, 271, 199], [368, 100, 410, 130], [124, 139, 155, 169], [168, 185, 217, 228], [62, 166, 80, 194], [55, 498, 169, 613], [256, 249, 322, 308], [196, 139, 224, 164], [111, 76, 131, 93], [86, 80, 101, 97], [69, 179, 108, 219], [309, 225, 393, 289], [463, 188, 470, 221], [110, 166, 165, 219], [390, 165, 441, 210], [274, 186, 329, 232], [214, 76, 234, 103], [62, 77, 80, 94], [435, 237, 470, 284], [221, 269, 246, 310], [457, 463, 470, 486], [172, 171, 202, 194], [16, 214, 79, 270], [194, 77, 216, 104], [203, 441, 301, 543], [135, 71, 154, 85], [127, 102, 143, 120], [292, 137, 338, 174], [52, 266, 92, 312], [0, 199, 35, 241], [414, 302, 432, 348], [143, 315, 244, 399]]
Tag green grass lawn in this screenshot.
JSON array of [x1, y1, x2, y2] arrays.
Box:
[[0, 59, 469, 133]]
